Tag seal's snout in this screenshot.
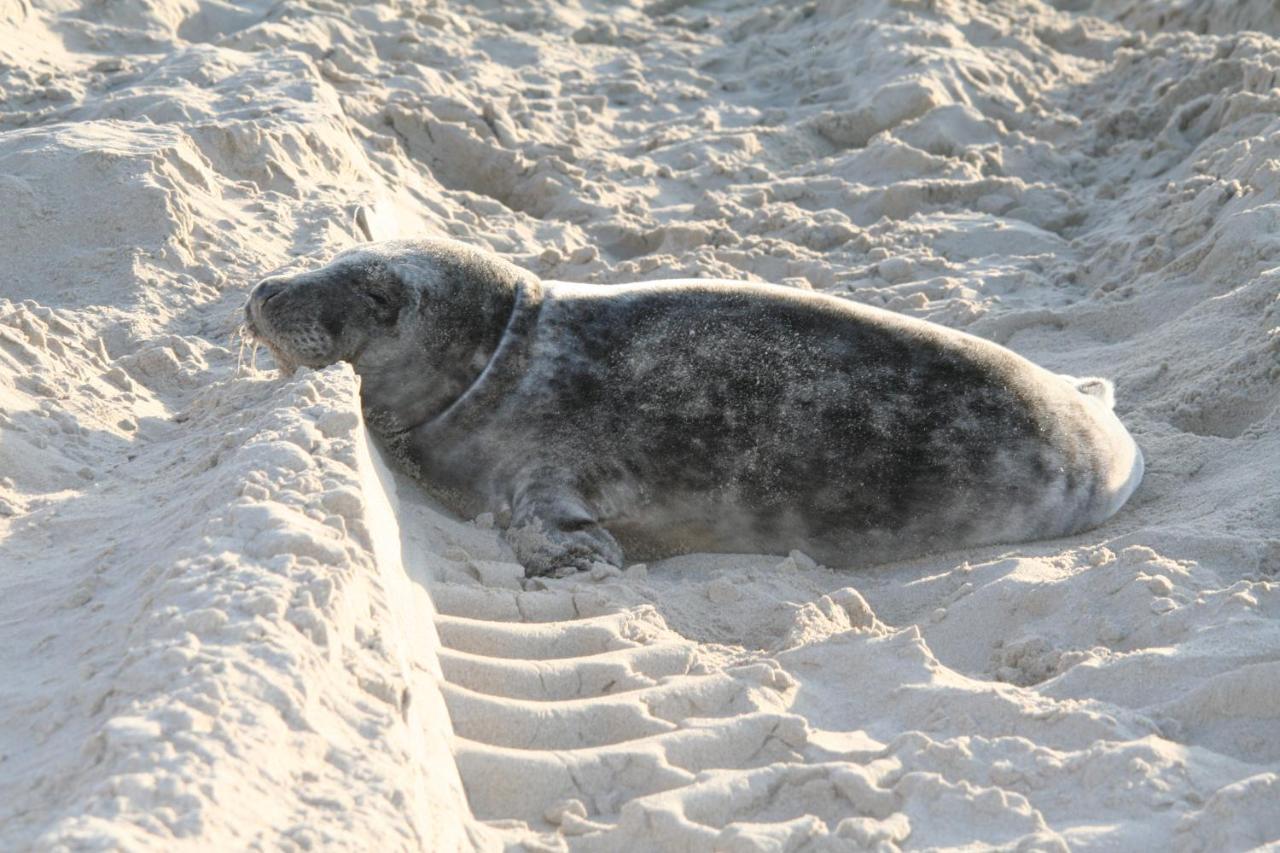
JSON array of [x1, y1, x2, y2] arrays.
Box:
[[250, 277, 287, 308], [244, 276, 289, 336]]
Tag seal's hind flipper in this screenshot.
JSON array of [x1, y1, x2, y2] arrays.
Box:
[[1062, 374, 1115, 409]]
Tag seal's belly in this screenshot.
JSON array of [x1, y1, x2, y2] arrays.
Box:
[[587, 391, 1135, 565]]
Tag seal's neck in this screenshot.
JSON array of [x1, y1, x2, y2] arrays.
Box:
[[355, 261, 545, 435], [353, 268, 522, 435], [424, 275, 545, 431]]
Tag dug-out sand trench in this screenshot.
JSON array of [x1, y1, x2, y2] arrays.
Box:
[[369, 401, 1160, 850], [379, 427, 827, 845]]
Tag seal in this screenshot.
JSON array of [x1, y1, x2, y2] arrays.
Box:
[[245, 238, 1144, 576]]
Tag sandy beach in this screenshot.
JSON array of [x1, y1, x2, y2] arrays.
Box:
[[2, 0, 1279, 849]]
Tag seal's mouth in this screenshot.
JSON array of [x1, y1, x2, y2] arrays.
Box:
[[260, 339, 300, 375], [241, 302, 300, 375], [242, 295, 265, 340]]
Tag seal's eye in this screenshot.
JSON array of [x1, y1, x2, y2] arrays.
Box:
[[365, 290, 391, 308]]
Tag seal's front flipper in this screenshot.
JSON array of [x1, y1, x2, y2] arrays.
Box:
[[503, 470, 623, 577]]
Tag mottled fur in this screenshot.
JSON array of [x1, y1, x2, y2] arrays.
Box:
[[246, 239, 1144, 575]]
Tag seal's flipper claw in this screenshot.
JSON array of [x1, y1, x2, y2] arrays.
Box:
[[506, 518, 623, 578], [501, 468, 623, 577]]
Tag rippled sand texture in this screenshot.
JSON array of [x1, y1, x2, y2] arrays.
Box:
[[2, 0, 1279, 850]]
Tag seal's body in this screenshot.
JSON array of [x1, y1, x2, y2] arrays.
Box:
[[246, 239, 1143, 575]]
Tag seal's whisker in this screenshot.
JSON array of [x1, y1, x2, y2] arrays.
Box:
[[235, 324, 246, 372], [234, 322, 262, 377]]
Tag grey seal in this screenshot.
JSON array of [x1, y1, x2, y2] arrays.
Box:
[[244, 238, 1144, 576]]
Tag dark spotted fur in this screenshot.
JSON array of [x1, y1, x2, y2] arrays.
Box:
[[246, 239, 1142, 575]]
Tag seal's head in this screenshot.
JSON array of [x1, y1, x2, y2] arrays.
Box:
[[244, 246, 421, 374], [245, 239, 529, 432]]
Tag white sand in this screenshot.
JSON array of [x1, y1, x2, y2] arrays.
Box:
[[2, 0, 1278, 849]]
